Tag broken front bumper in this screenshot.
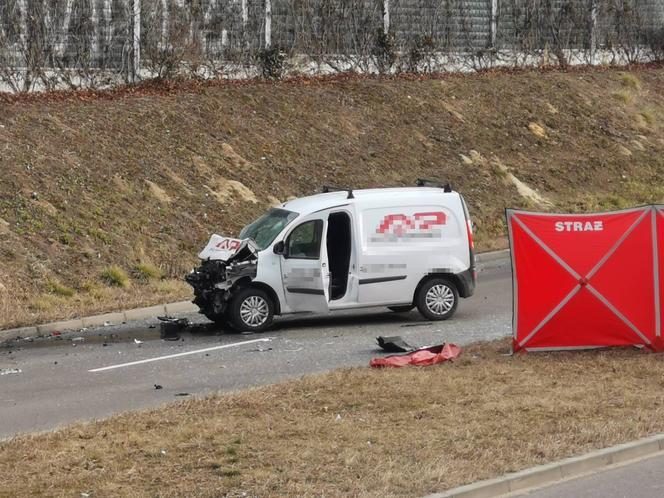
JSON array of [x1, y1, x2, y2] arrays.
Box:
[[185, 259, 258, 319]]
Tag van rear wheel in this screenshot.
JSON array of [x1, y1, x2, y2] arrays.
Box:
[[416, 278, 459, 321]]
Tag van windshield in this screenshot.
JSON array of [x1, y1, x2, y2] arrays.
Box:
[[239, 208, 299, 250]]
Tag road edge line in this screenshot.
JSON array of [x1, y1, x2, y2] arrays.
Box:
[[425, 433, 664, 498]]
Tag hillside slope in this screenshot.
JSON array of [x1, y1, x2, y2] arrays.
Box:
[[1, 67, 663, 329]]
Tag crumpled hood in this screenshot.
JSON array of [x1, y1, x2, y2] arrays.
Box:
[[198, 234, 258, 262]]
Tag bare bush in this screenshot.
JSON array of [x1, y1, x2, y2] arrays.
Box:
[[141, 1, 199, 80], [599, 0, 652, 64], [405, 35, 436, 72], [498, 0, 591, 69], [255, 44, 284, 78], [648, 26, 664, 60]]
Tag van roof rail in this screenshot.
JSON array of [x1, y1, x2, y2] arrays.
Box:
[[416, 178, 452, 192], [322, 185, 354, 199]]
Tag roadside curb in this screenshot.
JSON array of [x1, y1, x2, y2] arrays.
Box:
[[0, 300, 197, 343], [426, 434, 664, 498]]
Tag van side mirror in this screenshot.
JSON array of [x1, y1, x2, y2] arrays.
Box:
[[273, 241, 286, 256]]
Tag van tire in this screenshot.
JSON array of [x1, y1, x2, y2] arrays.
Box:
[[388, 305, 415, 313], [416, 278, 459, 321], [228, 287, 275, 332]]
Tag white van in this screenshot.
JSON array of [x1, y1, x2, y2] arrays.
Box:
[[186, 182, 476, 332]]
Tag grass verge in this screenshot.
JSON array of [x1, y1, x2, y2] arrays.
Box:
[[2, 338, 664, 496]]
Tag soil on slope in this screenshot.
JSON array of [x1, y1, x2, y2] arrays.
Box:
[[1, 66, 663, 328]]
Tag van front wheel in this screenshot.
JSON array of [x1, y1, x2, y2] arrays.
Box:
[[416, 278, 459, 321], [228, 287, 274, 332]]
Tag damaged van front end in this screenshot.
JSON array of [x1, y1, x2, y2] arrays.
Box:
[[185, 235, 259, 323]]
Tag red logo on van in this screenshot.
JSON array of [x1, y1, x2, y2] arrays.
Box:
[[376, 212, 447, 236], [215, 239, 242, 251]]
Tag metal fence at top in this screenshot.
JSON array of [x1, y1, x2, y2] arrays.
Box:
[[0, 0, 663, 91]]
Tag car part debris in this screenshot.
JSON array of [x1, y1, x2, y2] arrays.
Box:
[[248, 346, 273, 353], [185, 236, 258, 324], [0, 368, 22, 376], [187, 322, 219, 335], [158, 316, 189, 340], [370, 343, 461, 368], [376, 336, 415, 353]]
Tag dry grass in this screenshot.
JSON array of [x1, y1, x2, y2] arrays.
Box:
[[28, 294, 65, 312], [613, 89, 635, 105], [100, 266, 130, 288], [620, 72, 642, 89], [48, 281, 76, 298], [134, 262, 164, 281], [4, 279, 189, 331], [2, 338, 664, 497], [640, 110, 656, 126]]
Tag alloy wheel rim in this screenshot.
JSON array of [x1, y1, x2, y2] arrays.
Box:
[[425, 284, 454, 315], [239, 295, 269, 326]]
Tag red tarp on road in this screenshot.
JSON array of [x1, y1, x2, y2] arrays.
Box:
[[507, 206, 663, 352], [369, 343, 461, 368]]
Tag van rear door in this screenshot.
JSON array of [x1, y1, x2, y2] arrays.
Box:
[[279, 217, 330, 313]]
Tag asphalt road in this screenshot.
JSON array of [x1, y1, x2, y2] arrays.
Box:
[[513, 453, 664, 498], [0, 257, 511, 439]]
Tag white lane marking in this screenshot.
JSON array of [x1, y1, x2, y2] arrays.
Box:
[[89, 338, 273, 372]]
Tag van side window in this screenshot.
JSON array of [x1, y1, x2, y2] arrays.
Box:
[[286, 220, 323, 259]]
